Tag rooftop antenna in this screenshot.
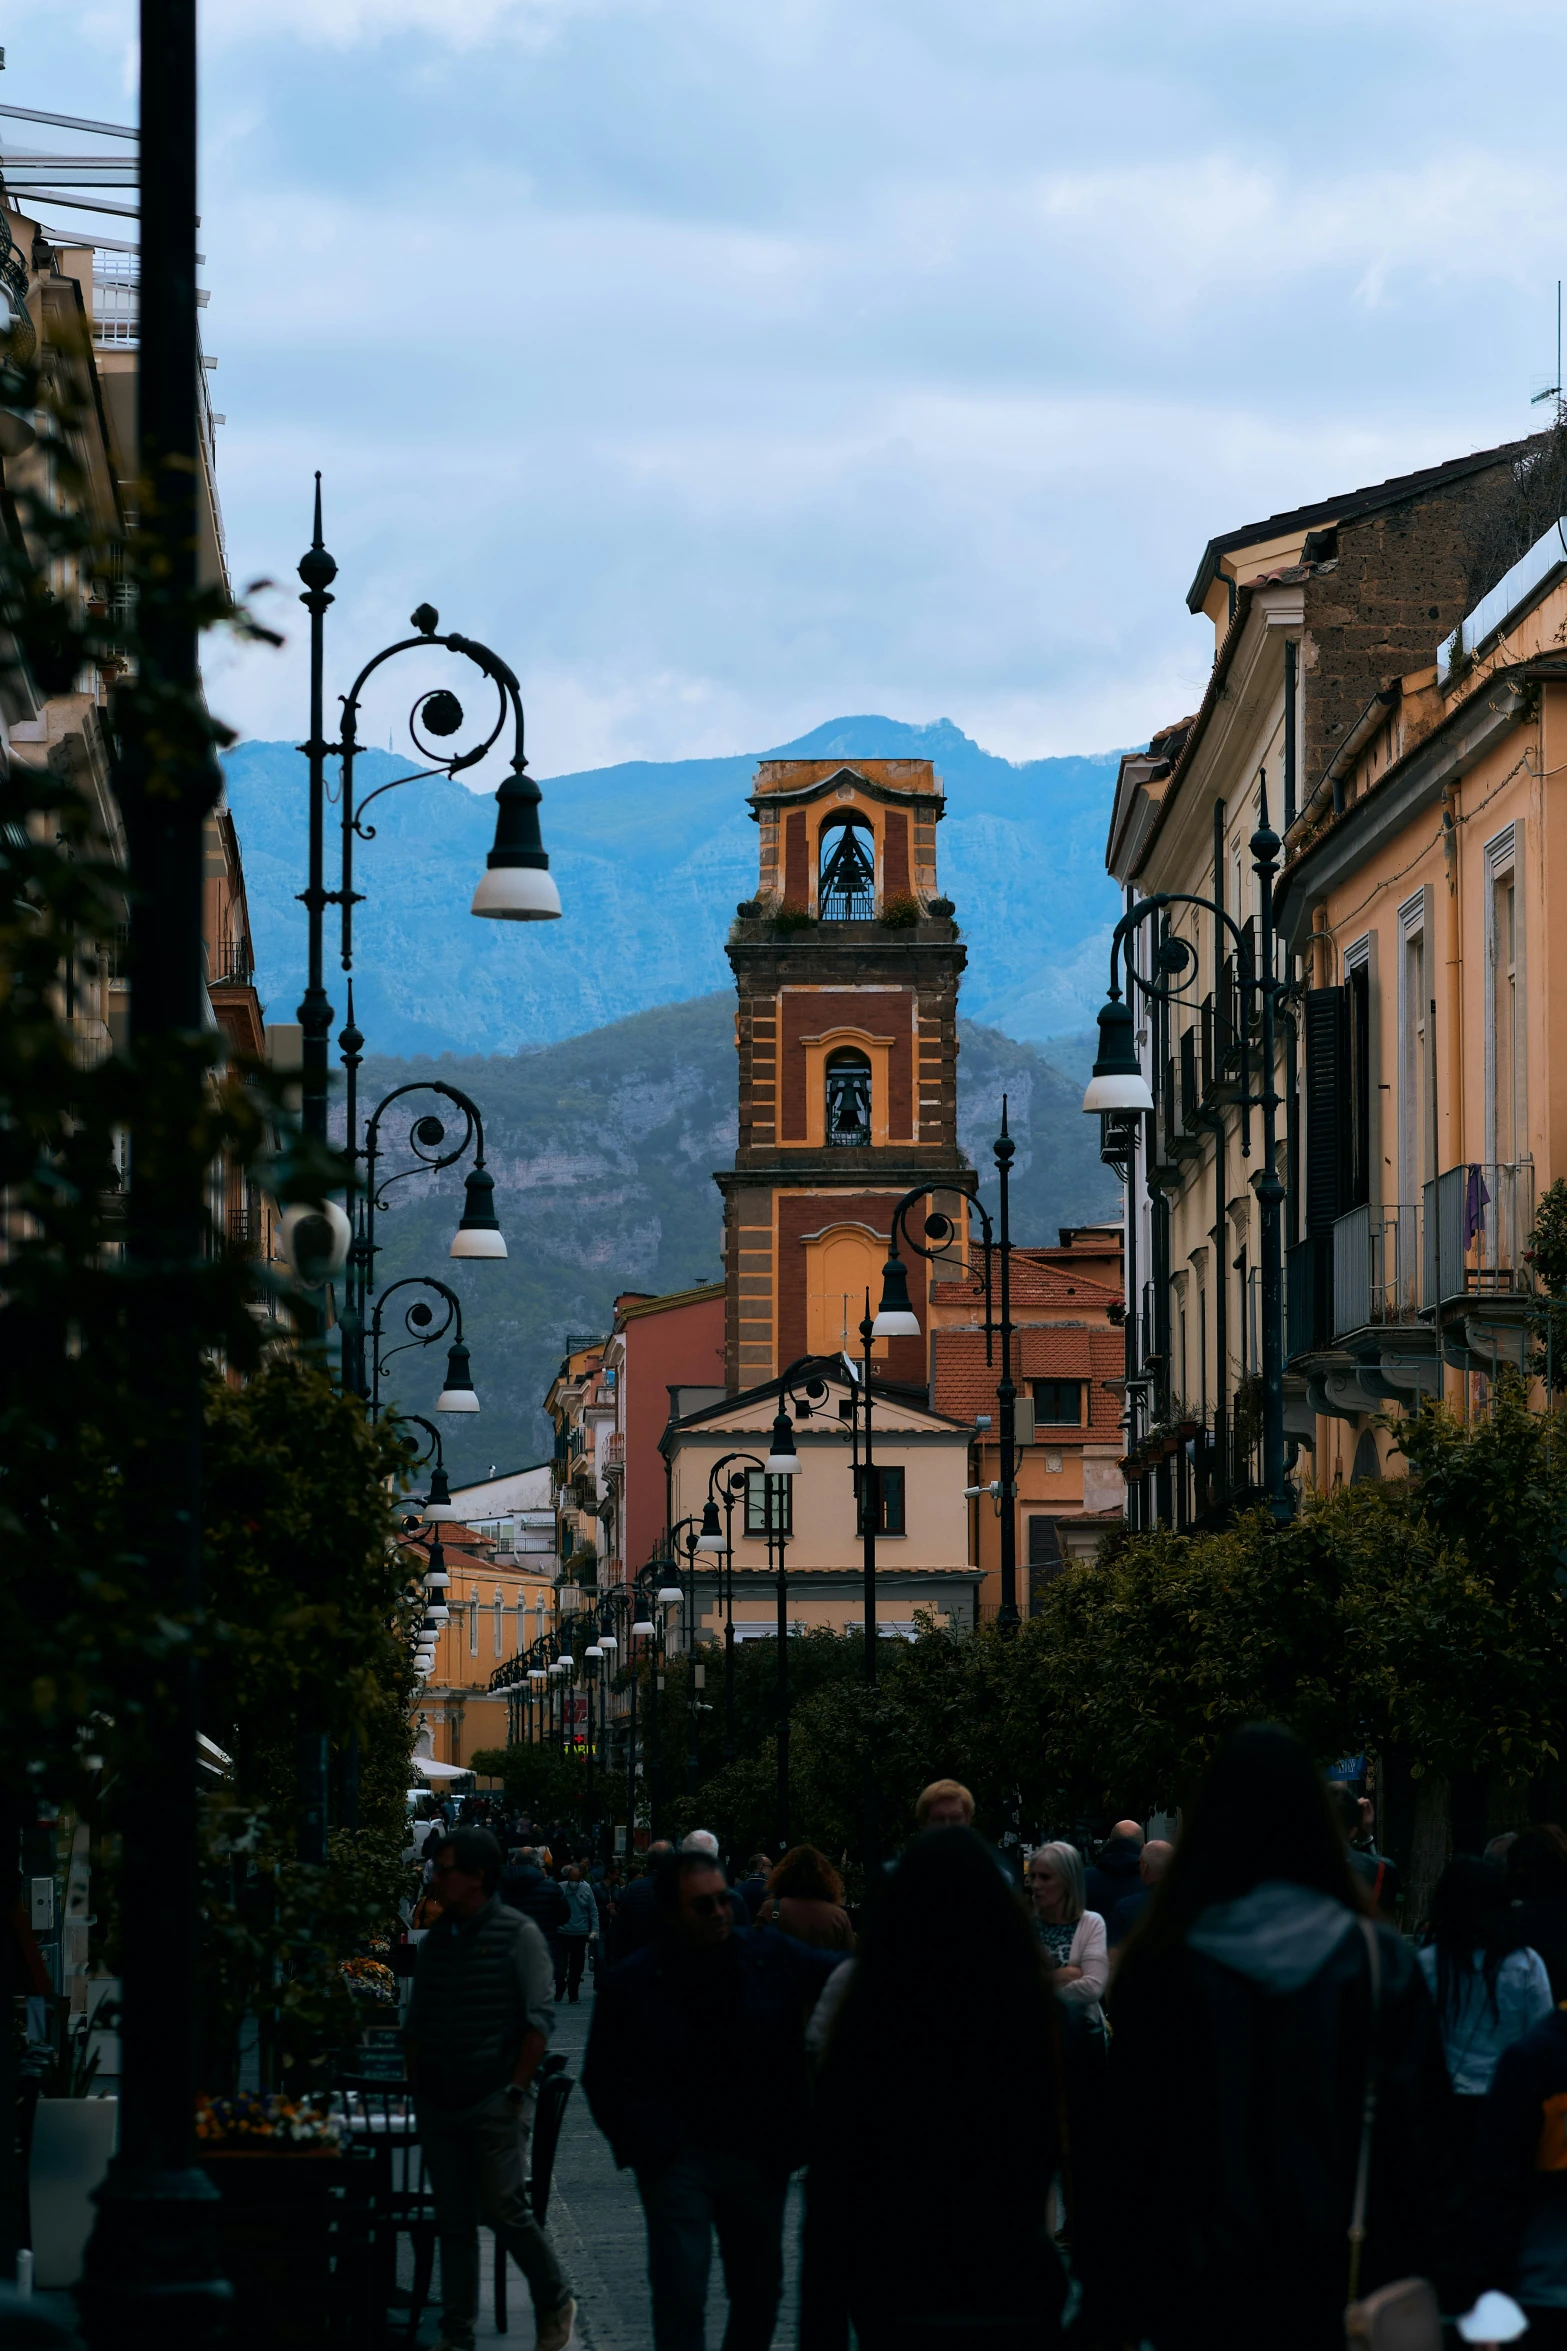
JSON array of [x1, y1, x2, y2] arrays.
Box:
[[1531, 279, 1563, 421]]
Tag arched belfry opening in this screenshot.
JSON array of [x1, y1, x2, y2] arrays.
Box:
[[825, 1047, 872, 1146], [818, 817, 875, 920]]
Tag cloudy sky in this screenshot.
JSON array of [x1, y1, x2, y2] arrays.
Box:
[[16, 2, 1567, 776]]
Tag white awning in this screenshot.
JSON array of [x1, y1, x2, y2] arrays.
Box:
[[409, 1757, 472, 1782]]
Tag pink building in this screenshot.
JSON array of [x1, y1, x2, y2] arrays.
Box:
[[602, 1281, 726, 1583]]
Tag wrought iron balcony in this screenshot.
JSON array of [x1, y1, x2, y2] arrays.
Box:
[[1423, 1161, 1535, 1311]]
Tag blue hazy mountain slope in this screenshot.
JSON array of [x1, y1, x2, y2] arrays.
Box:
[[222, 716, 1121, 1057], [353, 994, 1122, 1482]]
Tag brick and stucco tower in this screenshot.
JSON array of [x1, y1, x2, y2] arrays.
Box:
[[716, 758, 973, 1392]]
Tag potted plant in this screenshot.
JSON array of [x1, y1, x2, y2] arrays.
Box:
[[197, 2094, 343, 2349], [28, 2007, 118, 2291]]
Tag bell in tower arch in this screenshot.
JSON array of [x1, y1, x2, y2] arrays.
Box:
[[818, 819, 875, 920]]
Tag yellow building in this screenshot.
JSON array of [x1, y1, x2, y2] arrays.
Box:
[[1105, 432, 1555, 1524], [1274, 499, 1567, 1477], [406, 1522, 560, 1769]]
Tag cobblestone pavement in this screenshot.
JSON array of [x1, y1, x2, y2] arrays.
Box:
[[423, 1971, 803, 2349]]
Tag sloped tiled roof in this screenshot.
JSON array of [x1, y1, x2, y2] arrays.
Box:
[[930, 1251, 1122, 1312], [932, 1325, 1124, 1434]]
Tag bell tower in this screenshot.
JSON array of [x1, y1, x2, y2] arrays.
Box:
[[716, 758, 972, 1392]]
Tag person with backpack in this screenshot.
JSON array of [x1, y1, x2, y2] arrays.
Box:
[[1075, 1724, 1453, 2351]]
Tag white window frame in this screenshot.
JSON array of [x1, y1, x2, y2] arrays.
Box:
[[1484, 822, 1525, 1169], [1396, 887, 1433, 1208]]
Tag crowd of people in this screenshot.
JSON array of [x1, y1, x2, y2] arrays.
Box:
[[401, 1742, 1567, 2351]]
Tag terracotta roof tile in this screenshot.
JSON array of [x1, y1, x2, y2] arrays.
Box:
[[931, 1326, 1124, 1433], [931, 1252, 1122, 1311]]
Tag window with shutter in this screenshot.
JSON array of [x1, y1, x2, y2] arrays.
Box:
[[1303, 986, 1346, 1236]]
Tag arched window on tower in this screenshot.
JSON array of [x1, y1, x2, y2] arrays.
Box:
[[819, 818, 875, 920], [825, 1048, 873, 1147]]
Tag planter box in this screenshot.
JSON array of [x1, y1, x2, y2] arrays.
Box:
[[29, 2097, 118, 2289], [202, 2150, 342, 2350]]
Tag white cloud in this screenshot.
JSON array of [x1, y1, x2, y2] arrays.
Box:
[[17, 1, 1567, 777]]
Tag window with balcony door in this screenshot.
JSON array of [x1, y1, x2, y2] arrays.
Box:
[[1398, 890, 1432, 1208], [1487, 830, 1524, 1166]]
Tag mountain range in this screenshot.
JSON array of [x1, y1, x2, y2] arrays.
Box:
[[351, 996, 1118, 1483], [222, 714, 1123, 1061]]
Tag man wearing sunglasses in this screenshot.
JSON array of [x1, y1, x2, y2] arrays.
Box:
[[582, 1850, 840, 2350]]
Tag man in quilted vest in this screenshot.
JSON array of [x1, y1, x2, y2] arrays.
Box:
[[409, 1827, 577, 2351]]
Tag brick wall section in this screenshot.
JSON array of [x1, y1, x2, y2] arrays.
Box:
[[883, 809, 910, 898], [778, 986, 914, 1141], [784, 810, 808, 906], [1303, 456, 1541, 791]]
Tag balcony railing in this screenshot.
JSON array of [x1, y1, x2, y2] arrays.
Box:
[[605, 1431, 625, 1471], [1424, 1161, 1535, 1311], [212, 937, 255, 985]]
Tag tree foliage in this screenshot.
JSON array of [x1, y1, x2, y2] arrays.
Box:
[[651, 1389, 1567, 1882], [201, 1357, 418, 1837]]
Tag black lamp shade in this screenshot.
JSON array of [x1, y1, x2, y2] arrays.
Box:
[[436, 1341, 480, 1413], [765, 1407, 800, 1476], [1082, 995, 1155, 1115], [871, 1249, 921, 1339], [451, 1163, 507, 1259]]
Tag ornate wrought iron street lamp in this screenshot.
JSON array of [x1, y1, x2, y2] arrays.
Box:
[[1081, 774, 1288, 1519], [369, 1276, 481, 1419]]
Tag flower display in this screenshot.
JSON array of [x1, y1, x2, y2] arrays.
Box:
[[195, 2092, 342, 2149], [340, 1956, 398, 2005]]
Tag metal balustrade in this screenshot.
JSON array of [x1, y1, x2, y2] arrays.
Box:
[[1422, 1161, 1535, 1310]]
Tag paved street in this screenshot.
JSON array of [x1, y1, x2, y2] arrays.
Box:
[[420, 1971, 803, 2350]]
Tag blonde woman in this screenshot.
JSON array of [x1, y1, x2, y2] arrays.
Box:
[[1027, 1842, 1109, 2022]]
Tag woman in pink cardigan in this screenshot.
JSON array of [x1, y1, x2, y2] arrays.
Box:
[[1027, 1841, 1109, 2024]]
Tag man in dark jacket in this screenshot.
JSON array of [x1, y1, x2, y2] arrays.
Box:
[[583, 1850, 837, 2350], [499, 1844, 570, 1978], [608, 1841, 673, 1962], [1084, 1820, 1144, 1924], [409, 1829, 576, 2351]]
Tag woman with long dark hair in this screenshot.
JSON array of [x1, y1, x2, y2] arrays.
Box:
[[1077, 1724, 1453, 2351], [801, 1827, 1067, 2350], [1419, 1856, 1550, 2161]]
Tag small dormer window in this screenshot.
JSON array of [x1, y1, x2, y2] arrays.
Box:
[[825, 1048, 872, 1146], [819, 819, 875, 920]]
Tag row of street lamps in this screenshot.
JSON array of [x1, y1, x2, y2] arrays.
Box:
[[292, 483, 572, 1745], [514, 1114, 1029, 1866], [1080, 776, 1289, 1519]]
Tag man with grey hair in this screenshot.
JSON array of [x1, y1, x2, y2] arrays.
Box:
[[1109, 1837, 1173, 1946], [409, 1826, 576, 2351], [681, 1829, 720, 1858]]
